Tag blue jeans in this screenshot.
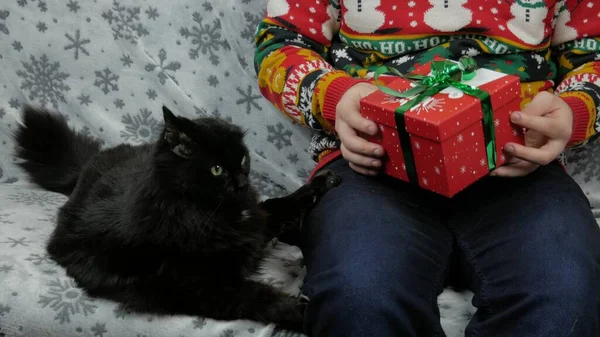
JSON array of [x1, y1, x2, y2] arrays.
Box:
[[301, 158, 600, 337]]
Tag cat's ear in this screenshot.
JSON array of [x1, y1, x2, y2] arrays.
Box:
[[162, 106, 194, 158], [162, 106, 178, 131]]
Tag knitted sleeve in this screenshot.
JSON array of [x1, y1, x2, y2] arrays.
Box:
[[253, 0, 366, 131], [552, 0, 600, 147]]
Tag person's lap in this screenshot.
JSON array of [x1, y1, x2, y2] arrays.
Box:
[[301, 158, 600, 337], [449, 162, 600, 336]]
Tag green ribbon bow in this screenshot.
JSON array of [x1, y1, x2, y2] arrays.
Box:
[[372, 57, 497, 184]]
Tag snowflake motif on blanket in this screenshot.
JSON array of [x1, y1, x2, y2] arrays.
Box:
[[196, 107, 233, 123], [241, 11, 262, 41], [17, 0, 47, 12], [144, 49, 181, 85], [91, 323, 107, 337], [8, 191, 67, 208], [25, 253, 56, 267], [192, 317, 207, 329], [0, 213, 14, 224], [0, 10, 9, 35], [250, 172, 288, 198], [120, 108, 162, 143], [16, 54, 71, 109], [64, 30, 90, 60], [0, 237, 32, 248], [94, 68, 120, 95], [102, 0, 149, 44], [180, 12, 230, 65], [267, 123, 293, 150], [567, 145, 600, 183], [38, 278, 97, 324], [0, 304, 11, 317], [236, 85, 263, 115], [145, 6, 159, 20], [66, 0, 80, 13]]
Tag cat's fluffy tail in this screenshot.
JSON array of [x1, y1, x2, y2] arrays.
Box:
[[13, 106, 102, 195]]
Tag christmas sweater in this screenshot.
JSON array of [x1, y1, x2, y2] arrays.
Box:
[[254, 0, 600, 163]]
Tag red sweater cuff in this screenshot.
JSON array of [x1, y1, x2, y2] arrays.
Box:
[[322, 76, 371, 127], [561, 95, 591, 146]]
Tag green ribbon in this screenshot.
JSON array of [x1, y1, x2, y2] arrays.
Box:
[[372, 57, 496, 184]]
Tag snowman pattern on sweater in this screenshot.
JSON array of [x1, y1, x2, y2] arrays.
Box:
[[506, 0, 549, 45], [266, 0, 290, 17], [255, 0, 600, 160], [424, 0, 473, 32], [342, 0, 386, 34], [553, 1, 579, 44]]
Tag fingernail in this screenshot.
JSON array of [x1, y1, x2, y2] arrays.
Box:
[[511, 112, 521, 121], [373, 148, 383, 156], [372, 160, 380, 167], [368, 124, 377, 134], [505, 145, 515, 152]]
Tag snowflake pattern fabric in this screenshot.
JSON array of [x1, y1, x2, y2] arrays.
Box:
[[0, 0, 314, 336], [16, 54, 71, 109], [0, 0, 598, 337]]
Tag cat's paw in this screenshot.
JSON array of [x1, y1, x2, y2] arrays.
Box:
[[272, 297, 306, 333], [310, 169, 341, 193], [302, 170, 341, 205]]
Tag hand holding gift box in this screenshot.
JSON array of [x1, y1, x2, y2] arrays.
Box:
[[360, 57, 525, 197]]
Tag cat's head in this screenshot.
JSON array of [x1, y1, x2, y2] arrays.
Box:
[[154, 106, 254, 202]]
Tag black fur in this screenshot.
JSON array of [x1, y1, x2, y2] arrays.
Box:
[[13, 105, 340, 332], [13, 108, 102, 194]]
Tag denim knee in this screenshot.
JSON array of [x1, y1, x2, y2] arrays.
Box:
[[306, 264, 400, 321], [304, 262, 447, 337], [505, 245, 600, 336]]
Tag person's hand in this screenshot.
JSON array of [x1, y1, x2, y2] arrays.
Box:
[[335, 83, 385, 175], [491, 91, 573, 177]]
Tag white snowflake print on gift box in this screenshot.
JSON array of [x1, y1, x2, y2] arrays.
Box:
[[414, 97, 445, 113], [424, 0, 473, 32], [381, 83, 420, 105], [343, 0, 386, 33], [507, 0, 548, 45], [382, 94, 411, 105]]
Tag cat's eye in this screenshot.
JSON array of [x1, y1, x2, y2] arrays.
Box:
[[211, 165, 223, 176], [241, 155, 247, 166]]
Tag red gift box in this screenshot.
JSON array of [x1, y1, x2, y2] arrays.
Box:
[[360, 59, 524, 197]]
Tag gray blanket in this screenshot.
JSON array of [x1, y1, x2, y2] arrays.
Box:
[[0, 1, 598, 336]]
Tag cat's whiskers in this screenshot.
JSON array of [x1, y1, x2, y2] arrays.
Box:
[[198, 198, 224, 240]]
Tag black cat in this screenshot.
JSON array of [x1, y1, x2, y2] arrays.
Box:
[[13, 106, 340, 332]]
